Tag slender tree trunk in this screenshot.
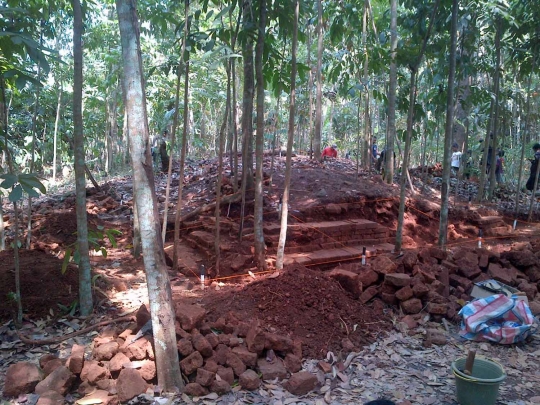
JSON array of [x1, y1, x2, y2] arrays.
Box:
[[52, 86, 62, 184], [385, 0, 397, 183], [438, 0, 458, 247], [395, 0, 439, 252], [1, 78, 21, 321], [362, 0, 370, 169], [314, 0, 323, 160], [253, 0, 266, 269], [232, 62, 239, 191], [215, 64, 231, 276], [173, 58, 191, 270], [307, 26, 314, 158], [487, 18, 503, 200], [73, 0, 93, 316], [514, 65, 534, 219], [116, 0, 182, 391], [239, 0, 255, 239], [163, 4, 189, 246], [269, 96, 280, 184], [276, 0, 298, 270]]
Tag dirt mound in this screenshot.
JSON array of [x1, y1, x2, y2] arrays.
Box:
[[201, 264, 391, 359], [0, 249, 79, 321]]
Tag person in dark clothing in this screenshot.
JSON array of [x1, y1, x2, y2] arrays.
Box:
[[159, 130, 169, 172], [526, 143, 540, 191]]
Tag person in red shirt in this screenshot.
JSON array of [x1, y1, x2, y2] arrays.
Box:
[[321, 144, 338, 159]]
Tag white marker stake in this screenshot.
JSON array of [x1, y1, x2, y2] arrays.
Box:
[[362, 247, 366, 265]]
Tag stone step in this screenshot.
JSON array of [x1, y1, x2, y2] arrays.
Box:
[[474, 216, 506, 227], [187, 230, 215, 249], [263, 218, 383, 236], [267, 238, 388, 254], [283, 243, 395, 267]]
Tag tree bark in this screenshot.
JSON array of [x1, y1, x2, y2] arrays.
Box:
[[395, 0, 439, 252], [52, 86, 62, 184], [314, 0, 323, 160], [116, 0, 182, 391], [163, 1, 189, 246], [438, 0, 459, 247], [73, 0, 93, 316], [487, 18, 503, 200], [384, 0, 397, 184], [239, 0, 255, 239], [215, 62, 231, 276], [173, 59, 191, 271], [276, 0, 298, 270], [253, 0, 266, 269]]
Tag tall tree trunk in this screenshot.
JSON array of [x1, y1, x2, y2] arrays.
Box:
[[52, 86, 62, 184], [164, 2, 189, 246], [73, 0, 93, 316], [314, 0, 323, 160], [215, 63, 231, 276], [307, 26, 314, 158], [395, 0, 439, 252], [173, 59, 191, 270], [384, 0, 397, 183], [26, 24, 44, 249], [362, 0, 371, 169], [438, 0, 459, 247], [239, 0, 255, 239], [487, 18, 503, 200], [514, 63, 534, 219], [116, 0, 182, 391], [253, 0, 266, 269], [276, 0, 298, 270], [1, 77, 22, 322]]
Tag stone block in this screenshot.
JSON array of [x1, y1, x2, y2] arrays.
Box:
[[67, 344, 86, 375], [139, 360, 156, 381], [449, 274, 473, 292], [35, 390, 64, 405], [488, 262, 516, 285], [284, 353, 302, 373], [216, 366, 234, 385], [184, 382, 208, 397], [109, 352, 130, 373], [395, 285, 413, 301], [328, 268, 362, 298], [116, 368, 147, 403], [257, 357, 287, 381], [371, 256, 398, 275], [385, 273, 411, 288], [226, 352, 246, 377], [400, 298, 422, 314], [93, 341, 119, 361], [427, 302, 447, 315], [192, 334, 213, 358], [177, 338, 194, 357], [196, 367, 215, 387], [232, 346, 258, 367], [180, 351, 204, 376], [80, 360, 108, 385], [359, 285, 379, 304], [239, 369, 261, 391], [265, 333, 293, 353], [357, 268, 379, 287], [210, 379, 231, 395], [412, 282, 429, 298], [3, 362, 43, 397], [284, 371, 318, 396], [246, 322, 266, 353], [35, 366, 75, 396], [175, 303, 206, 331]]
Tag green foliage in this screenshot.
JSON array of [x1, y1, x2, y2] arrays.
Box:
[[0, 173, 47, 202], [62, 226, 122, 274]]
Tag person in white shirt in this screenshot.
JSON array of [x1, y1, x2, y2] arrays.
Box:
[[451, 143, 462, 176]]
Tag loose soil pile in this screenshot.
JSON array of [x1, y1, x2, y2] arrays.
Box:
[[201, 264, 391, 358]]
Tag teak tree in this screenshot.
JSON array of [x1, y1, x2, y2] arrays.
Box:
[[115, 0, 182, 392]]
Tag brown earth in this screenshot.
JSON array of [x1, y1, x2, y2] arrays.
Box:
[[0, 155, 539, 354]]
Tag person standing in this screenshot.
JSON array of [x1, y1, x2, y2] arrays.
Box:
[[451, 143, 462, 176], [526, 143, 540, 191]]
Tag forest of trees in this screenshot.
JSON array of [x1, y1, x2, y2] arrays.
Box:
[[1, 0, 540, 393]]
